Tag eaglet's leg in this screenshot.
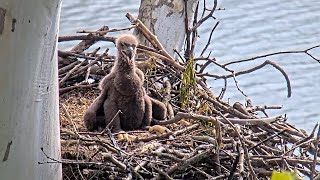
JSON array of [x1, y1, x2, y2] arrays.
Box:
[[104, 98, 137, 142], [145, 96, 171, 134], [84, 90, 107, 131], [95, 105, 106, 131], [103, 97, 122, 133], [141, 95, 152, 130], [150, 97, 167, 121]]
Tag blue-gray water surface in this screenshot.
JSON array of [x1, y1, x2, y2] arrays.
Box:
[[59, 1, 320, 132]]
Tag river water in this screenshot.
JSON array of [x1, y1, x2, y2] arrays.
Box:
[[59, 0, 320, 132]]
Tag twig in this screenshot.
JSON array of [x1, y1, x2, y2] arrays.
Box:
[[198, 60, 292, 97], [128, 165, 144, 180], [250, 105, 282, 112], [58, 34, 116, 43], [191, 0, 218, 31], [65, 129, 126, 155], [282, 124, 318, 156], [223, 44, 320, 66], [232, 72, 247, 97], [59, 61, 80, 75], [173, 123, 200, 136], [201, 95, 253, 119], [59, 47, 101, 86], [190, 1, 199, 56], [71, 55, 103, 79], [150, 164, 173, 180], [238, 144, 245, 179], [217, 111, 257, 179], [218, 78, 227, 99], [101, 110, 122, 134], [137, 48, 181, 70], [166, 147, 215, 175], [76, 140, 85, 180], [134, 160, 148, 172], [248, 129, 286, 151], [311, 123, 320, 180], [58, 50, 114, 62], [59, 83, 98, 94], [156, 112, 281, 126], [163, 80, 174, 119], [84, 66, 91, 83], [214, 118, 222, 174], [191, 165, 215, 179], [198, 59, 213, 74], [151, 151, 182, 162], [39, 147, 62, 164], [101, 152, 127, 170], [184, 0, 191, 59], [71, 26, 108, 53], [77, 25, 136, 34], [59, 61, 86, 87], [200, 21, 219, 56], [173, 49, 185, 63], [228, 145, 240, 180]]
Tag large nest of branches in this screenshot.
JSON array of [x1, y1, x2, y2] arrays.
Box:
[[58, 8, 320, 180]]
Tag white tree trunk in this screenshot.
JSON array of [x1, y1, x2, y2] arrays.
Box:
[[136, 0, 198, 57], [0, 0, 62, 179]]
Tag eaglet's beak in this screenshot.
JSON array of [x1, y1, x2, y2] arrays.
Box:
[[126, 45, 134, 60], [120, 44, 135, 62]]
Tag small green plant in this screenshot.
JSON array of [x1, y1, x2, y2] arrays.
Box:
[[179, 58, 196, 108]]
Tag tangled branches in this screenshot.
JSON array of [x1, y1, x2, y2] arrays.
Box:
[[56, 2, 320, 179]]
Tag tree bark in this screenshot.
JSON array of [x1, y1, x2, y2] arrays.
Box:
[[136, 0, 198, 57], [0, 0, 62, 179]]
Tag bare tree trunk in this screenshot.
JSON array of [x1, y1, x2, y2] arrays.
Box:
[[136, 0, 198, 57], [0, 0, 62, 179]]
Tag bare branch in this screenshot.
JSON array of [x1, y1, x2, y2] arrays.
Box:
[[223, 44, 320, 66], [200, 21, 219, 56], [191, 0, 218, 31], [76, 25, 136, 34], [198, 60, 292, 97]]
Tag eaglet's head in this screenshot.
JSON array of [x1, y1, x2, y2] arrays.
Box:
[[116, 34, 139, 60]]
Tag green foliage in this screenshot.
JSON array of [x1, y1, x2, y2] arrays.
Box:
[[271, 170, 302, 180], [179, 58, 196, 108]]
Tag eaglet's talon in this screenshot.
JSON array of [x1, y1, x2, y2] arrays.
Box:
[[147, 125, 171, 134], [117, 131, 136, 142]]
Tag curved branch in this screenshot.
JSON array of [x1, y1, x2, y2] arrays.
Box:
[[198, 60, 292, 97], [223, 44, 320, 66], [200, 21, 219, 56], [191, 0, 218, 31]]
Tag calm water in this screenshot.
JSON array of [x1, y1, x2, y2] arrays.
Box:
[[59, 1, 320, 132]]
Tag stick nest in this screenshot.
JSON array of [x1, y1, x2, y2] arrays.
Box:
[[57, 13, 320, 180]]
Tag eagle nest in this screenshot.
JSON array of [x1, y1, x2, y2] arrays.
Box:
[[57, 13, 320, 180]]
